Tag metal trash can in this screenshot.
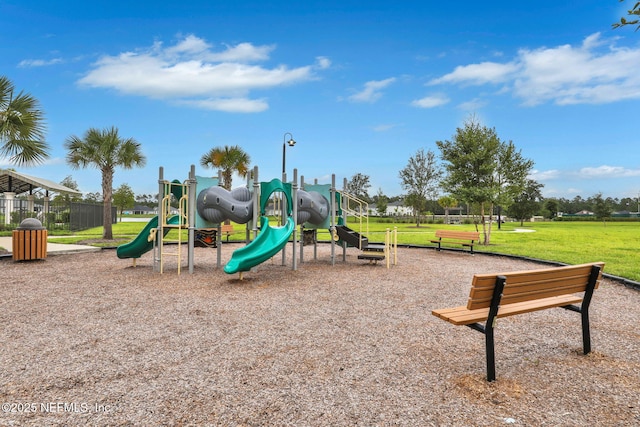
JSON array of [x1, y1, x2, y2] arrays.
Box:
[[12, 218, 47, 261]]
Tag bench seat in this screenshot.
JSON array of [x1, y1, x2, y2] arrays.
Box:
[[432, 294, 583, 325], [431, 262, 604, 381]]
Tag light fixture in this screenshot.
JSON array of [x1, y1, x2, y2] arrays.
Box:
[[282, 132, 296, 177]]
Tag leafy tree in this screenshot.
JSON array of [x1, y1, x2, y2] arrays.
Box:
[[346, 172, 372, 202], [619, 196, 640, 213], [65, 126, 146, 239], [136, 193, 157, 207], [592, 192, 613, 224], [200, 145, 250, 191], [570, 195, 590, 213], [544, 199, 559, 219], [508, 179, 544, 225], [374, 188, 388, 216], [84, 191, 102, 203], [404, 192, 427, 225], [613, 0, 640, 30], [0, 76, 49, 166], [399, 148, 442, 227], [437, 116, 533, 244], [113, 183, 136, 221], [438, 195, 458, 224], [53, 175, 83, 203], [494, 140, 535, 229], [437, 117, 499, 240]]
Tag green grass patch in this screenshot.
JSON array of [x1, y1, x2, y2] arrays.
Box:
[[2, 217, 638, 282]]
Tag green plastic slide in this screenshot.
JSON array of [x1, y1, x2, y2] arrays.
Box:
[[224, 216, 295, 274], [116, 215, 181, 259]]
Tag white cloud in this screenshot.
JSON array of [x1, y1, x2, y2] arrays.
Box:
[[77, 34, 322, 113], [177, 97, 268, 113], [576, 165, 640, 178], [431, 32, 640, 105], [457, 98, 487, 111], [315, 56, 331, 69], [430, 61, 519, 85], [372, 124, 397, 132], [0, 156, 64, 168], [411, 94, 449, 108], [529, 169, 561, 181], [348, 78, 396, 103], [18, 58, 63, 68]]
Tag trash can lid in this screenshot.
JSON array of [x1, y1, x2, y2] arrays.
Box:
[[17, 218, 46, 230]]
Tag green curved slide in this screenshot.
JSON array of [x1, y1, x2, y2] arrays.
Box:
[[116, 215, 181, 259], [224, 216, 295, 274]]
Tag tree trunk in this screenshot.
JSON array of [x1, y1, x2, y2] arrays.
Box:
[[480, 202, 489, 245], [102, 168, 114, 240], [486, 203, 494, 245]]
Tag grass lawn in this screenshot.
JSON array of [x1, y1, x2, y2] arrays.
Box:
[[2, 217, 638, 282], [345, 220, 638, 282]]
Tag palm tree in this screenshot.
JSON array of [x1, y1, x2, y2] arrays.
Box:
[[200, 145, 251, 190], [65, 126, 146, 239], [438, 195, 458, 225], [0, 76, 49, 166]]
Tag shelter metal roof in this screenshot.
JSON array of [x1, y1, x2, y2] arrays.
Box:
[[0, 169, 82, 196]]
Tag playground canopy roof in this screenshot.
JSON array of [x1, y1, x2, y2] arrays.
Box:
[[0, 169, 82, 196]]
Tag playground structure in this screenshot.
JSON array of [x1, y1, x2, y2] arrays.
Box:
[[116, 165, 397, 276]]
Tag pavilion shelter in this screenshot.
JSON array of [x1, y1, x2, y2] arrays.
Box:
[[0, 169, 82, 226]]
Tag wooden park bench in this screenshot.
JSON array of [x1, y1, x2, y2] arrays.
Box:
[[432, 262, 605, 381], [220, 223, 235, 241], [430, 230, 480, 254]]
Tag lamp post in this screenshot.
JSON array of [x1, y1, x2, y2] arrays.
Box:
[[282, 132, 296, 179]]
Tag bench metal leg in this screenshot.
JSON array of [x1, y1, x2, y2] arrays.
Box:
[[485, 325, 496, 382], [581, 308, 591, 354], [563, 265, 600, 355], [581, 265, 601, 354], [467, 275, 506, 381], [485, 275, 506, 381]]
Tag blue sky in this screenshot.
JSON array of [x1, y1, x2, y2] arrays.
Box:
[[2, 0, 639, 200]]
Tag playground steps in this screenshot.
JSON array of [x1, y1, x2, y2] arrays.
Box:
[[335, 225, 368, 249], [335, 225, 386, 263], [358, 243, 386, 263]]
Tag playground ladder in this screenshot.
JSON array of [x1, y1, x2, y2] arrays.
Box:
[[339, 191, 370, 249], [158, 181, 189, 274]]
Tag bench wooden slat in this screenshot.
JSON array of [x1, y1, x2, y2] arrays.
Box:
[[434, 230, 480, 239], [467, 263, 603, 310], [433, 294, 583, 325], [431, 230, 480, 253], [219, 224, 236, 241]]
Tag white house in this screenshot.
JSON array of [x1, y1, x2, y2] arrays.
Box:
[[369, 201, 413, 216]]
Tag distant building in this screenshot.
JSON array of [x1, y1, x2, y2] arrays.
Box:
[[369, 201, 413, 216], [125, 205, 154, 215]]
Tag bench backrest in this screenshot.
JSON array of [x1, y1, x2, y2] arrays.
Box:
[[435, 230, 480, 240], [467, 262, 605, 310]]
